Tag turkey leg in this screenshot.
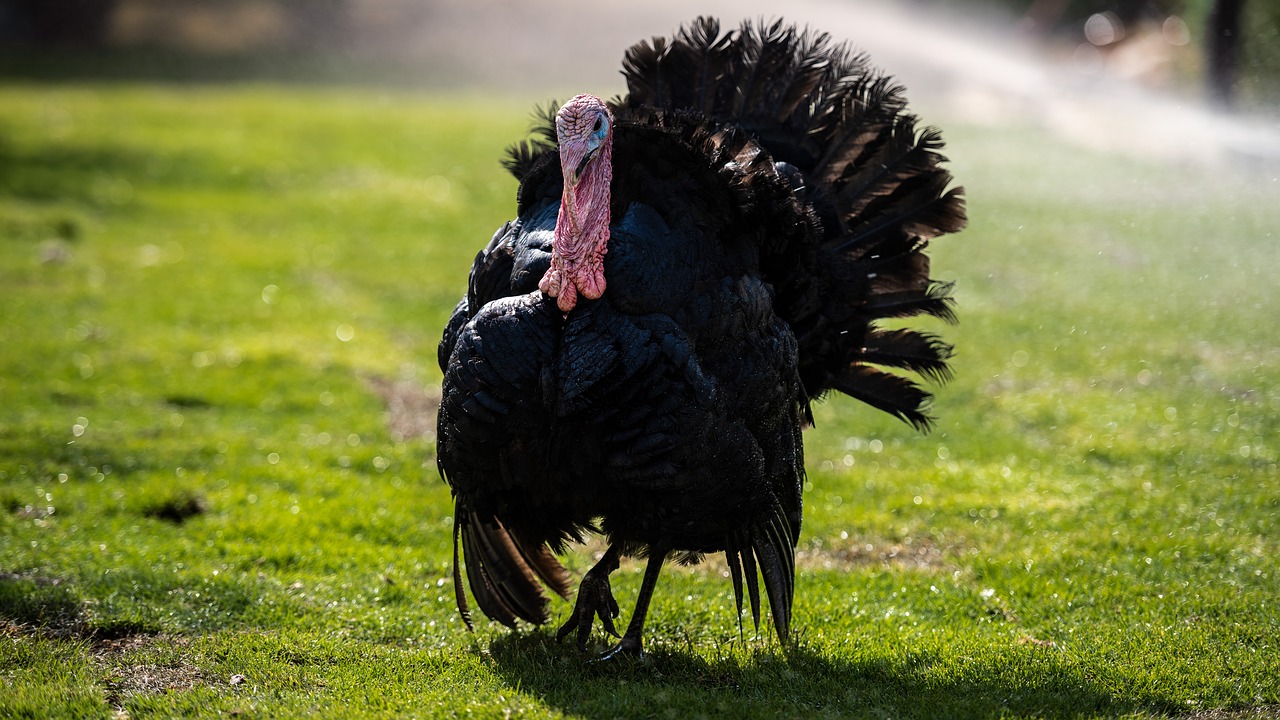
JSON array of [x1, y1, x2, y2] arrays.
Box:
[[556, 543, 622, 650], [597, 544, 669, 661]]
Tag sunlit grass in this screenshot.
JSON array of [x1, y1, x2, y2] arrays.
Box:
[[1, 84, 1277, 719]]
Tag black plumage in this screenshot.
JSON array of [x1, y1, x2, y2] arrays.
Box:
[[437, 17, 966, 657]]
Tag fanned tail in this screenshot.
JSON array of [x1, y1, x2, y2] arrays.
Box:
[[620, 16, 967, 430], [453, 500, 571, 629], [724, 505, 797, 643]]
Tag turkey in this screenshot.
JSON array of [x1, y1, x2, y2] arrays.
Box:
[[436, 17, 966, 659]]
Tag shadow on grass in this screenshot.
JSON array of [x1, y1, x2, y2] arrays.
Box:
[[0, 573, 82, 629], [0, 125, 288, 217], [0, 133, 158, 208], [486, 631, 1165, 720], [0, 573, 159, 640]]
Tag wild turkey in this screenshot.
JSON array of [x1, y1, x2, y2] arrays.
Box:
[[436, 17, 966, 659]]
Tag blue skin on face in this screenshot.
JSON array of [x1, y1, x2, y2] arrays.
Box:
[[591, 114, 609, 146], [576, 113, 610, 179]]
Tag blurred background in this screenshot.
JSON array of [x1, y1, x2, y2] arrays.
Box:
[[0, 0, 1277, 167]]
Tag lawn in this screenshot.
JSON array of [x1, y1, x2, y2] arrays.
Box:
[[0, 83, 1277, 719]]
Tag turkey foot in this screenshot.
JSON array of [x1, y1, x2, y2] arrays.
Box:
[[593, 636, 644, 663], [593, 544, 670, 662], [556, 544, 621, 651]]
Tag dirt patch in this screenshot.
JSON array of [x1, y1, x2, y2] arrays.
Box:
[[1017, 634, 1056, 648], [93, 634, 210, 715], [13, 504, 56, 519], [103, 661, 205, 699], [141, 491, 207, 523], [366, 375, 440, 442], [3, 624, 206, 714]]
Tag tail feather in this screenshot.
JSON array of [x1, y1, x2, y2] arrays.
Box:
[[861, 281, 957, 325], [510, 534, 574, 601], [452, 510, 474, 631], [724, 506, 797, 643], [456, 504, 557, 628], [833, 365, 935, 432], [678, 16, 737, 116], [726, 544, 746, 634], [738, 532, 762, 631], [838, 179, 967, 252], [810, 77, 905, 186], [833, 121, 942, 223], [620, 36, 670, 110], [861, 329, 954, 384], [739, 22, 831, 123], [731, 19, 804, 120]]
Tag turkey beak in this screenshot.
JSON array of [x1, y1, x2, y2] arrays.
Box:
[[569, 147, 597, 187]]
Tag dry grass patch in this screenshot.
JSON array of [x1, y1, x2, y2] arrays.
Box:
[[796, 537, 951, 572], [94, 635, 207, 714], [366, 375, 440, 442]]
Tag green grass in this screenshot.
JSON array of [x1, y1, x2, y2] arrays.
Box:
[[1, 83, 1277, 719]]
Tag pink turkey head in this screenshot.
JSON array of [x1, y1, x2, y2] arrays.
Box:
[[539, 94, 613, 313]]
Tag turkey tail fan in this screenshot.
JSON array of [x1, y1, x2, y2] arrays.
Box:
[[619, 16, 893, 179], [724, 505, 797, 643], [456, 502, 558, 628], [620, 17, 846, 146], [621, 17, 735, 118], [618, 17, 966, 430], [731, 19, 833, 125]]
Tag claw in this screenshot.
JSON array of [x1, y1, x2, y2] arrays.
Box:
[[591, 637, 644, 664], [598, 600, 621, 639], [556, 548, 621, 651]]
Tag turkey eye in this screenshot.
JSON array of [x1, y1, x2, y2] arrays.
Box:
[[593, 116, 603, 133]]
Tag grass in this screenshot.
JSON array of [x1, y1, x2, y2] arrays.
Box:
[[0, 82, 1277, 719]]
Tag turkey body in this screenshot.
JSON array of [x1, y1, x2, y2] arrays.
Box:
[[437, 18, 966, 657]]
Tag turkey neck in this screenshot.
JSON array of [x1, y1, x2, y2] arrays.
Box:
[[545, 137, 612, 313]]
